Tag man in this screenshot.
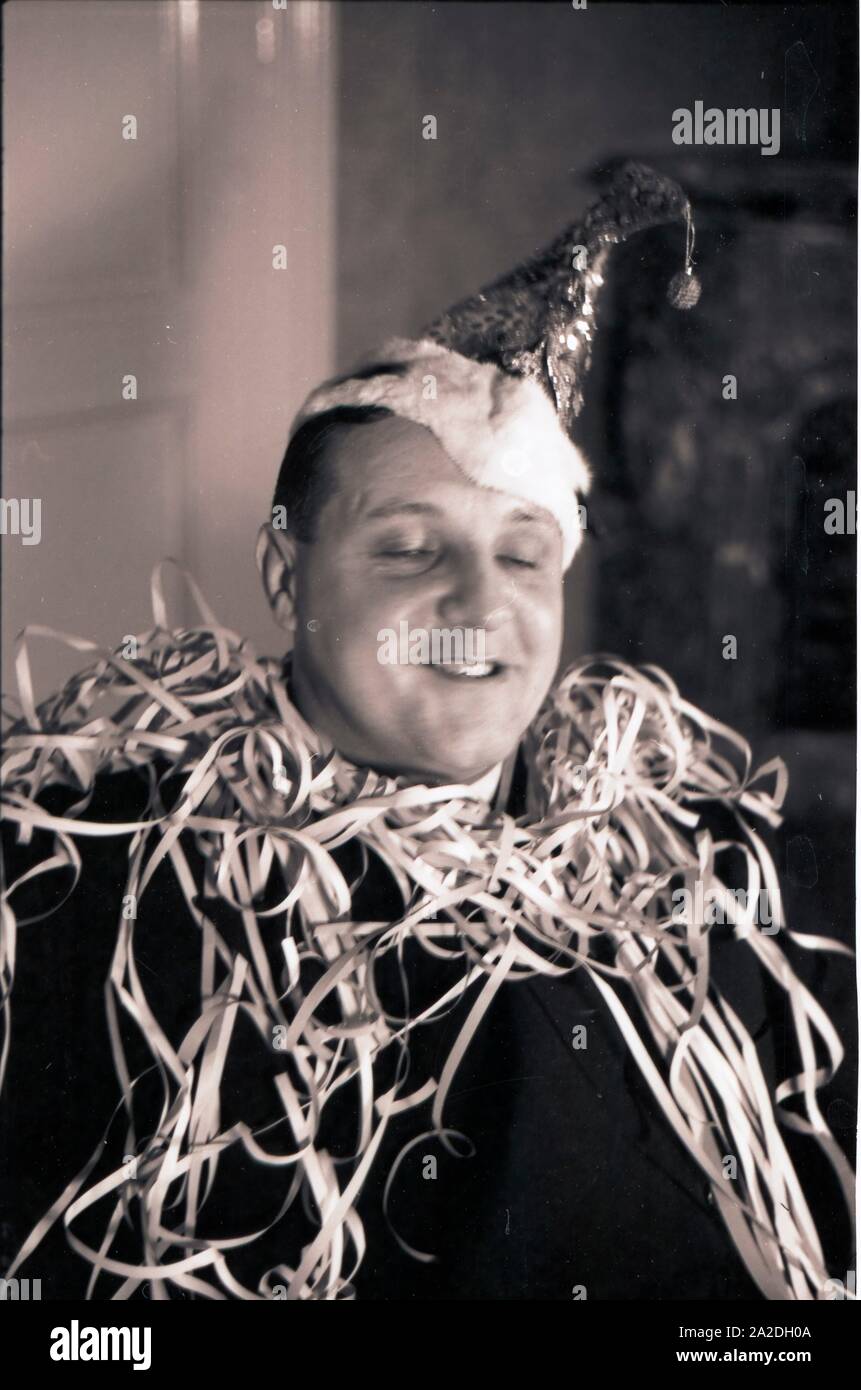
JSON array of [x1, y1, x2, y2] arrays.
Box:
[[1, 163, 853, 1300]]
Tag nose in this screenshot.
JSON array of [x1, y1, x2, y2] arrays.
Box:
[[436, 548, 514, 631]]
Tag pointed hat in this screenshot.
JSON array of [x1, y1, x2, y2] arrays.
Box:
[[291, 161, 699, 568]]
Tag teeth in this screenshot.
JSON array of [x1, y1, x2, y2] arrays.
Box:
[[430, 659, 500, 677], [452, 662, 494, 677]]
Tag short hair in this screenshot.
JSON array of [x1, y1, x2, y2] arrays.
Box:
[[271, 404, 395, 543]]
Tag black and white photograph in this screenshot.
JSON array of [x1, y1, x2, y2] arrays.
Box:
[[0, 0, 858, 1347]]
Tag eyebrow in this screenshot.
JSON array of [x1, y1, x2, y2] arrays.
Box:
[[507, 507, 555, 529], [363, 501, 443, 521], [362, 499, 554, 527]]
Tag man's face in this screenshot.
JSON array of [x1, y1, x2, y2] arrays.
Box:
[[289, 415, 565, 783]]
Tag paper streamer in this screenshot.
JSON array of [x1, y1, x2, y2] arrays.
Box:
[[0, 562, 854, 1300]]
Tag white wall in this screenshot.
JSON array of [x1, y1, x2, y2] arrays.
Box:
[[2, 0, 336, 703]]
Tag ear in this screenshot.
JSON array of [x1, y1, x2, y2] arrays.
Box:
[[256, 522, 298, 637]]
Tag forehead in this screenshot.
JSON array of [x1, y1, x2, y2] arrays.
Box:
[[323, 415, 556, 530], [326, 414, 465, 492]]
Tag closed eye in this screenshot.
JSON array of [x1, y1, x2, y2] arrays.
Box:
[[499, 555, 538, 569], [379, 547, 435, 559]]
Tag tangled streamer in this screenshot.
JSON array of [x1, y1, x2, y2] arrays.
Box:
[[0, 564, 854, 1300]]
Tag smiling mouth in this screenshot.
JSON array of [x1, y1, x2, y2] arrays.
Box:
[[430, 660, 505, 680]]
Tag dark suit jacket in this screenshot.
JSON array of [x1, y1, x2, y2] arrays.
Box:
[[0, 758, 851, 1300]]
